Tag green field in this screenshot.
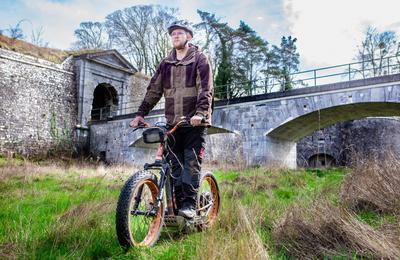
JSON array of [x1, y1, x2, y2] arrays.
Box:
[[0, 158, 398, 259]]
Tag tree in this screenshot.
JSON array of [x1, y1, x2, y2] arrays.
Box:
[[196, 10, 237, 99], [272, 36, 300, 91], [232, 21, 269, 96], [30, 26, 49, 47], [105, 5, 178, 74], [356, 26, 398, 77], [72, 21, 111, 50], [196, 10, 300, 97], [6, 20, 27, 41]]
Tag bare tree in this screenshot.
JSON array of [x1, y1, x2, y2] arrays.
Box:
[[6, 19, 28, 40], [72, 21, 111, 50], [356, 26, 398, 77], [105, 5, 178, 74], [30, 26, 49, 47]]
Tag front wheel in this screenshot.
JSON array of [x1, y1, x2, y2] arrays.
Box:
[[116, 170, 164, 248], [197, 171, 220, 229]]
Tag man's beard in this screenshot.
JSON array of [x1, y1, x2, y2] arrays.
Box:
[[174, 40, 188, 50]]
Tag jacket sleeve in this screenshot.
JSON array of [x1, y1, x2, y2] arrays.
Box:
[[136, 63, 163, 117], [195, 53, 213, 118]]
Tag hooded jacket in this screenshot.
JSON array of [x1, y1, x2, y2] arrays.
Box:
[[136, 44, 213, 126]]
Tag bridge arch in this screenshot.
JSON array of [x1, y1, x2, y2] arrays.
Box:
[[266, 102, 400, 142]]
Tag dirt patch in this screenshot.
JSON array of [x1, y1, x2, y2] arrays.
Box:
[[0, 242, 18, 260]]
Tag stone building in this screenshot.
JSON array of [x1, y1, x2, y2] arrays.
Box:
[[0, 47, 149, 157]]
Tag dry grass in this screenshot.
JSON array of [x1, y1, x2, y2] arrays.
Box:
[[197, 203, 269, 260], [272, 201, 400, 259], [48, 200, 114, 246], [0, 35, 104, 64], [0, 159, 137, 182], [0, 35, 69, 63], [341, 153, 400, 214], [272, 154, 400, 259]]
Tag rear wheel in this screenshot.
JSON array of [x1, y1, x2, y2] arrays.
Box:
[[197, 172, 220, 229], [116, 171, 164, 248]]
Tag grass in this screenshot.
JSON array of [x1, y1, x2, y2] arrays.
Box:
[[0, 34, 116, 65], [0, 35, 69, 64], [0, 159, 397, 259]]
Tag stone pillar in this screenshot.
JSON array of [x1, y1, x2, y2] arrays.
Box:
[[241, 128, 297, 168]]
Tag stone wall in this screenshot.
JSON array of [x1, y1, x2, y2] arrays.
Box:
[[129, 73, 150, 113], [297, 117, 400, 167], [341, 117, 400, 163], [297, 125, 343, 167], [128, 72, 164, 114], [0, 49, 77, 156], [89, 117, 243, 167]]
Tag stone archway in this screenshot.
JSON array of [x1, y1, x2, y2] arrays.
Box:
[[308, 153, 336, 168], [91, 83, 118, 120]]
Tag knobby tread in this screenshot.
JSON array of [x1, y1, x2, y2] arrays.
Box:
[[115, 170, 162, 248], [197, 171, 220, 229]]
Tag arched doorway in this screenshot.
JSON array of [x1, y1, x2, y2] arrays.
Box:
[[91, 83, 118, 120], [308, 153, 336, 168]]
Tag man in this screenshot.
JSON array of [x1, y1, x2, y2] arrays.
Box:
[[130, 21, 213, 219]]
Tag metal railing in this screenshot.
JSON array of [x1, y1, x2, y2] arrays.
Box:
[[89, 55, 400, 120], [91, 105, 119, 120], [214, 55, 400, 98]]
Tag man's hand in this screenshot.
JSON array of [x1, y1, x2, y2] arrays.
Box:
[[130, 116, 145, 128], [190, 115, 203, 126]]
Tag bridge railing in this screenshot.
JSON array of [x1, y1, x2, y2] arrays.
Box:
[[214, 55, 400, 99], [88, 55, 400, 121]]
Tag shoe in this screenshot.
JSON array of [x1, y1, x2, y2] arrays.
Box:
[[178, 205, 196, 219]]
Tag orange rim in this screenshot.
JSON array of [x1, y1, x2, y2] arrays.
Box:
[[128, 180, 163, 246], [198, 176, 219, 226]]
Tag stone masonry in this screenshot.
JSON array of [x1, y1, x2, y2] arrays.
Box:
[[0, 49, 77, 155], [89, 74, 400, 168], [2, 46, 400, 168], [297, 117, 400, 167]]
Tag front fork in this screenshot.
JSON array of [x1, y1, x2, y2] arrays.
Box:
[[132, 143, 174, 217], [134, 161, 171, 217]]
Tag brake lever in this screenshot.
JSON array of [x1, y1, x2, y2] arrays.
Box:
[[130, 122, 149, 133]]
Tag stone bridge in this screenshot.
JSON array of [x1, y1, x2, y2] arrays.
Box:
[[90, 73, 400, 168]]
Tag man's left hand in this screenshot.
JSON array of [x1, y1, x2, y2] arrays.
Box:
[[190, 115, 203, 126]]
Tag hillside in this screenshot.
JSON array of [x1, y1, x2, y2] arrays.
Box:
[[0, 35, 103, 64]]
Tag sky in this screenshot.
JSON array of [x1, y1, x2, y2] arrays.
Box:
[[0, 0, 399, 70]]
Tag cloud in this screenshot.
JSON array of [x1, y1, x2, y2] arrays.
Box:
[[1, 0, 291, 50], [284, 0, 400, 69], [1, 0, 167, 49]]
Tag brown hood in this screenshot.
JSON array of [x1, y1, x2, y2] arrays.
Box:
[[164, 44, 199, 65]]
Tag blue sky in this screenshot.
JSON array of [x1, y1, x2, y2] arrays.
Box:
[[1, 0, 399, 70]]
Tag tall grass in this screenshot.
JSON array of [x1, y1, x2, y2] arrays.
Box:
[[272, 153, 400, 259], [0, 156, 398, 259]]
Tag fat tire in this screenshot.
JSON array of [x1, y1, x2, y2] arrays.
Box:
[[116, 170, 163, 248], [197, 171, 220, 229]]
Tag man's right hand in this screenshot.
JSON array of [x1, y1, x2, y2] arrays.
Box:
[[129, 116, 145, 128]]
